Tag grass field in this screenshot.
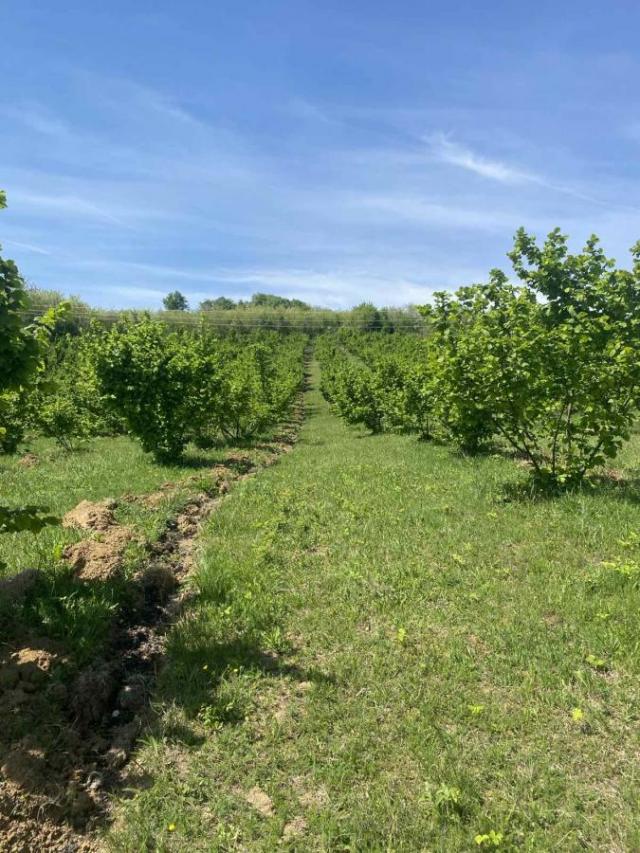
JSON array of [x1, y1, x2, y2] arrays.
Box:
[[0, 435, 280, 577], [0, 434, 289, 671], [106, 363, 640, 851]]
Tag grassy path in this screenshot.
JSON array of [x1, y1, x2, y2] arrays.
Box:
[[109, 362, 640, 851]]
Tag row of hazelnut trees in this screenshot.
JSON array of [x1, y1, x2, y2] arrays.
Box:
[[0, 192, 306, 558], [318, 228, 640, 487], [2, 317, 306, 464]]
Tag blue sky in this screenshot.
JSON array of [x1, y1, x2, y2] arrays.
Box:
[[2, 1, 640, 309]]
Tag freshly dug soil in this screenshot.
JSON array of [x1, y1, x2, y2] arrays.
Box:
[[62, 499, 118, 532], [63, 527, 135, 582], [0, 390, 306, 852]]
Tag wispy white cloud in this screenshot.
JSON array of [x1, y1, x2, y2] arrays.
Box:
[[78, 72, 215, 137], [425, 131, 640, 213], [11, 190, 126, 224], [344, 193, 540, 232], [285, 98, 337, 126], [6, 180, 204, 229], [113, 78, 204, 128], [57, 255, 488, 309], [76, 260, 217, 283], [5, 71, 639, 310], [2, 104, 73, 140], [2, 238, 52, 256], [426, 132, 536, 184]]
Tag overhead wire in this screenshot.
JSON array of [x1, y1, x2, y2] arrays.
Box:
[[15, 307, 428, 330]]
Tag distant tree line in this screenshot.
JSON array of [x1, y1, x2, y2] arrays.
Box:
[[19, 284, 426, 336], [199, 293, 313, 312], [168, 291, 403, 331]]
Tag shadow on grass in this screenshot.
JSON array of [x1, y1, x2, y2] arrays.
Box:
[[498, 469, 640, 504], [158, 720, 206, 749], [177, 449, 257, 473], [175, 452, 228, 470], [587, 470, 640, 504], [406, 434, 640, 506], [303, 403, 322, 417], [160, 635, 336, 721]]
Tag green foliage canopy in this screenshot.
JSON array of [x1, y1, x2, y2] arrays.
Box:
[[163, 290, 189, 311], [320, 228, 640, 487]]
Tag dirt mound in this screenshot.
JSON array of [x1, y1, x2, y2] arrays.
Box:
[[0, 743, 101, 850], [62, 499, 118, 532], [0, 784, 96, 851], [0, 647, 59, 697], [209, 465, 232, 492], [224, 452, 254, 472], [63, 527, 134, 582], [12, 647, 58, 681], [138, 480, 178, 508], [283, 816, 308, 840], [141, 490, 167, 508], [139, 564, 178, 601], [176, 497, 206, 535], [62, 498, 133, 582], [70, 664, 117, 729], [1, 745, 48, 794]]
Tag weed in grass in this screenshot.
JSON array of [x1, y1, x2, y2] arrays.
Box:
[[474, 830, 504, 847]]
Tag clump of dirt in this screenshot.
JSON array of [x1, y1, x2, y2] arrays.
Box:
[[139, 563, 178, 602], [224, 452, 255, 473], [117, 678, 147, 714], [0, 647, 60, 697], [243, 786, 274, 817], [0, 726, 105, 849], [105, 720, 142, 770], [139, 480, 178, 508], [63, 499, 118, 532], [283, 816, 308, 840], [209, 464, 233, 489], [0, 646, 89, 850], [17, 452, 38, 468], [141, 491, 167, 509], [0, 793, 95, 853], [603, 467, 626, 483], [63, 527, 134, 582], [13, 647, 59, 682], [297, 785, 330, 810], [1, 745, 48, 793], [0, 568, 41, 606], [70, 664, 118, 729]]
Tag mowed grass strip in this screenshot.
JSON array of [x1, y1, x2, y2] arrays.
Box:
[[108, 363, 640, 851]]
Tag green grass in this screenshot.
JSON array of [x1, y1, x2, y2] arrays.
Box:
[[106, 363, 640, 851], [0, 432, 287, 670], [0, 435, 270, 576]]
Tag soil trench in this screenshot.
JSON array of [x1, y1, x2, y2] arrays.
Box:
[[0, 387, 306, 853]]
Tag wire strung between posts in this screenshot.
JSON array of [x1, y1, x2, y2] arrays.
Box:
[[15, 308, 428, 330]]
